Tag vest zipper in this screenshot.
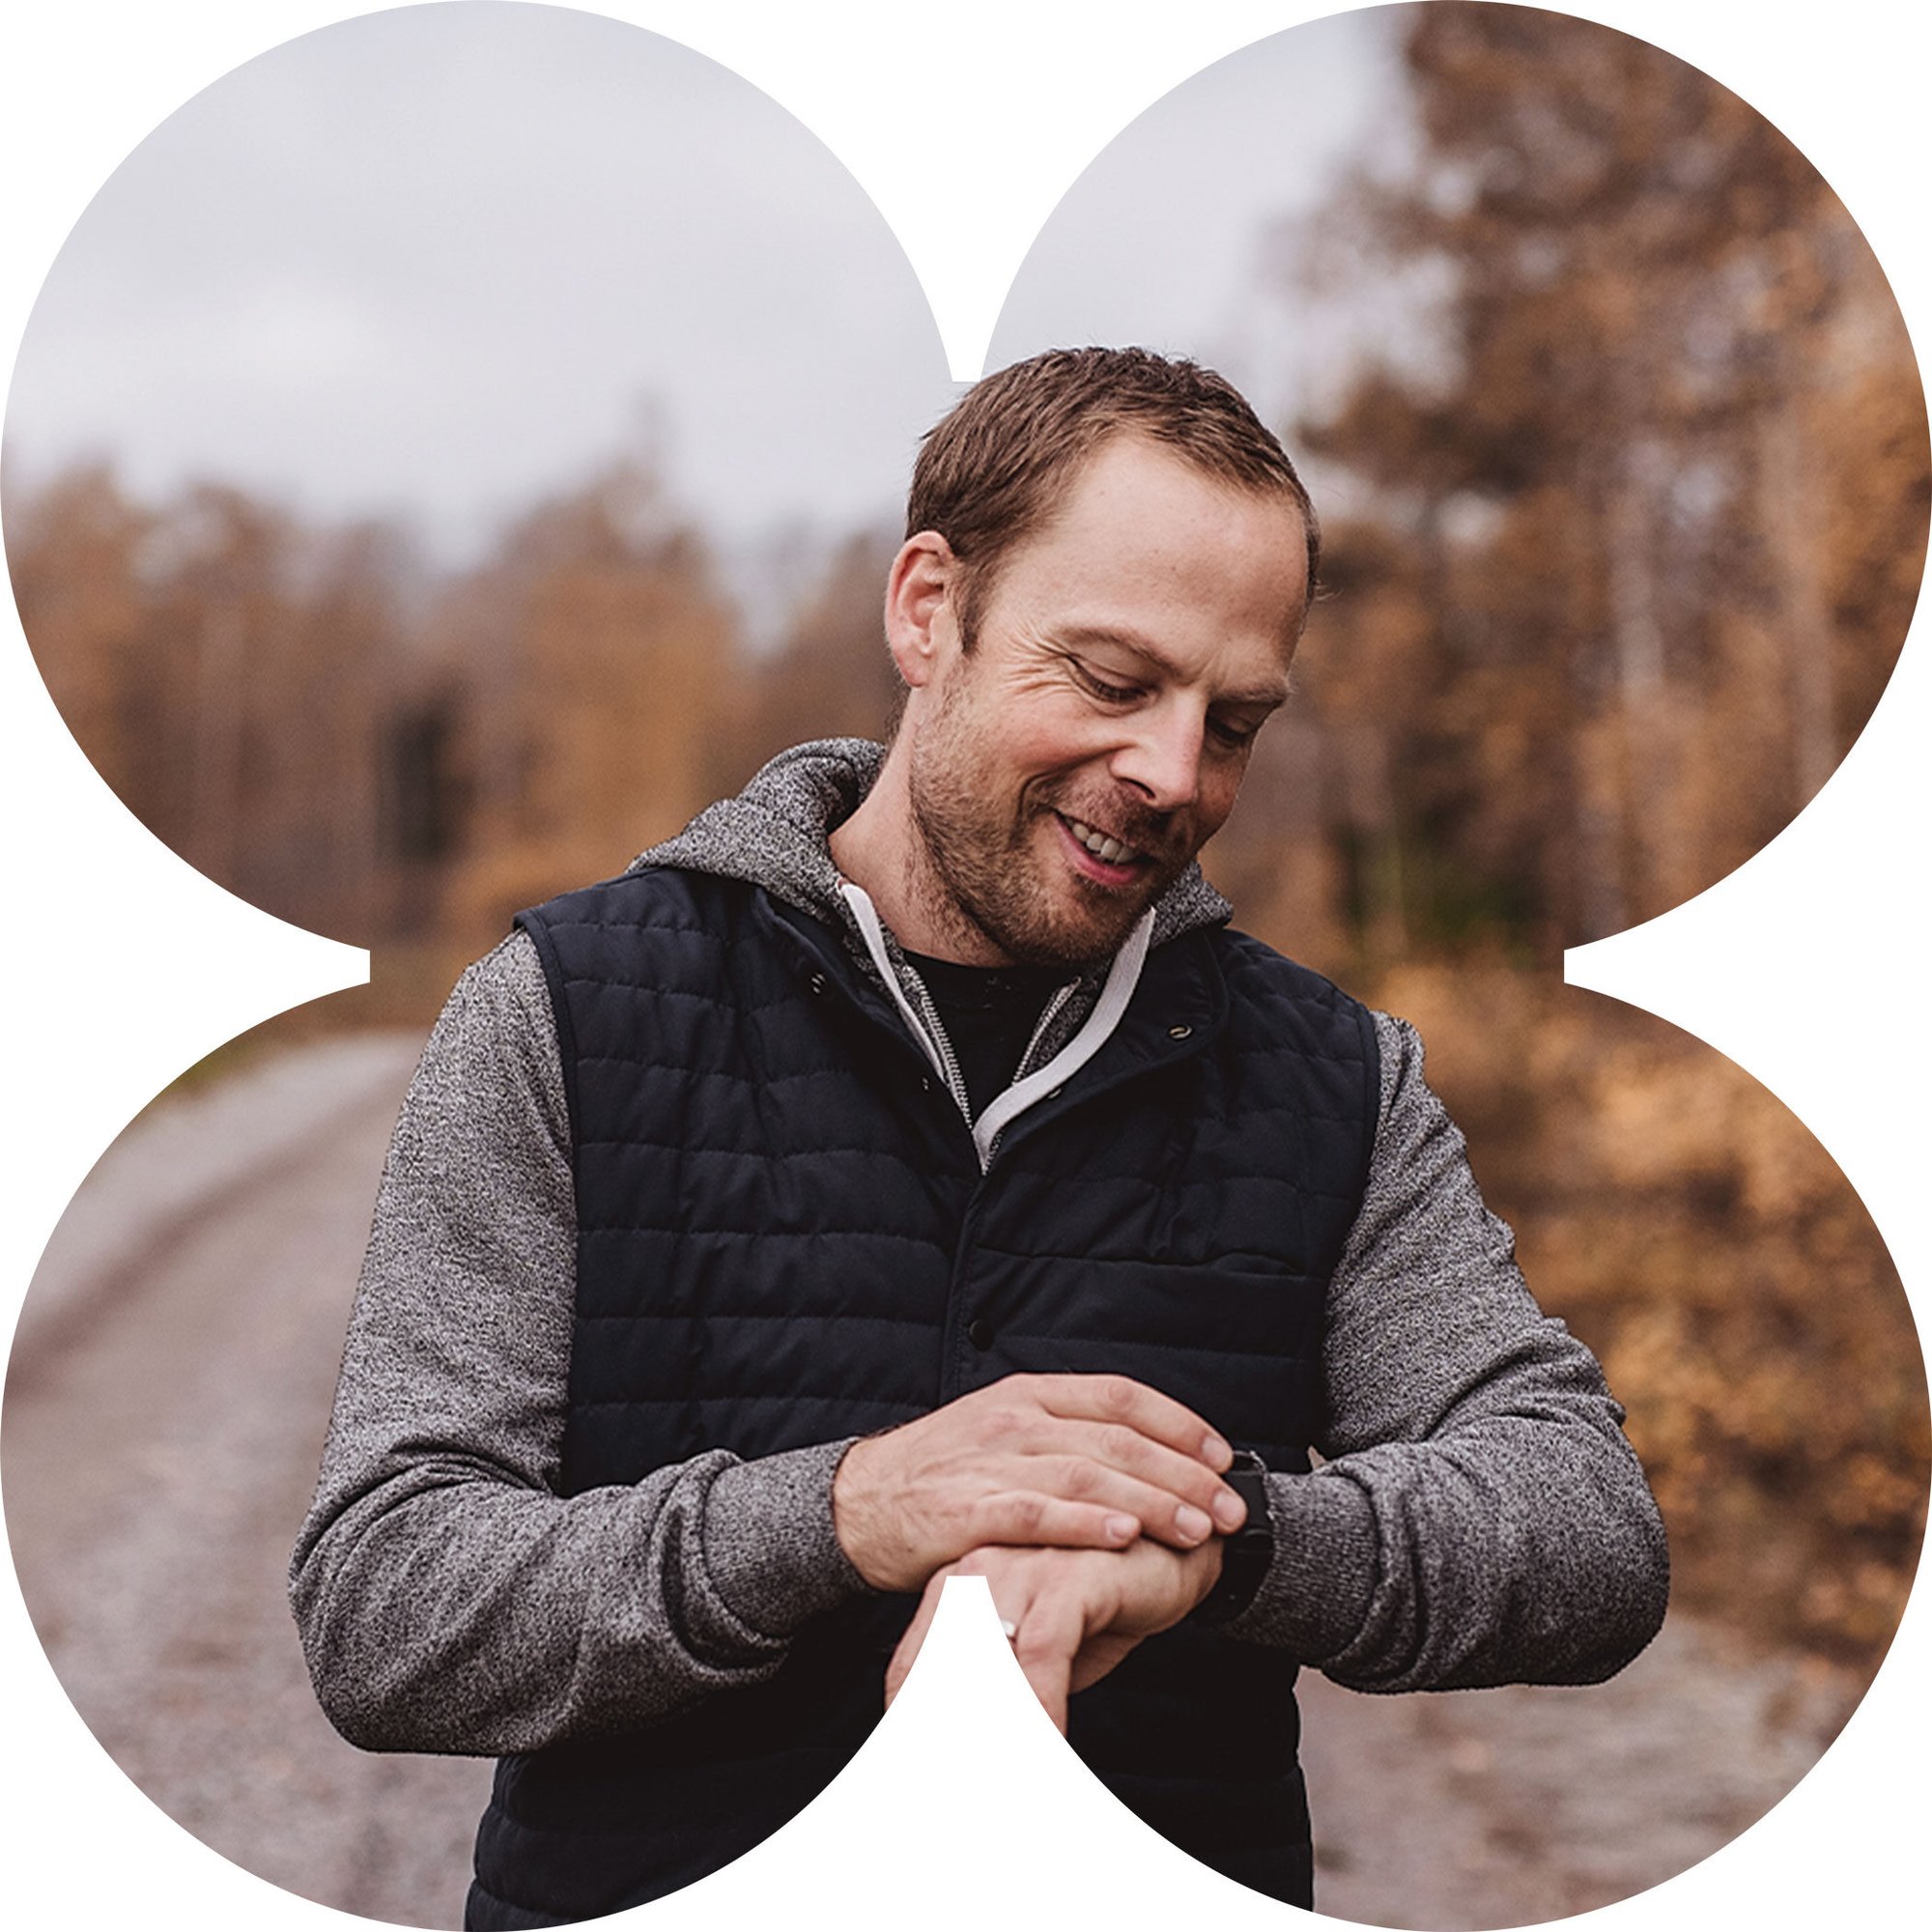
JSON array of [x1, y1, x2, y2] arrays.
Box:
[[1014, 980, 1081, 1082], [837, 880, 1152, 1173], [904, 969, 975, 1125], [973, 979, 1081, 1166]]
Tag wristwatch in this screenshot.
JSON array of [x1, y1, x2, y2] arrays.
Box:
[[1188, 1447, 1273, 1628]]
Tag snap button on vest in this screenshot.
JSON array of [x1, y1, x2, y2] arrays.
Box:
[[966, 1317, 993, 1350], [1169, 1023, 1193, 1038]]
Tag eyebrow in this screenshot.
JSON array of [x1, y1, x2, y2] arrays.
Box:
[[1057, 624, 1292, 709]]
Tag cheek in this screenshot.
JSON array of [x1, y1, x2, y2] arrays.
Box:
[[1197, 765, 1249, 837], [1007, 713, 1106, 779]]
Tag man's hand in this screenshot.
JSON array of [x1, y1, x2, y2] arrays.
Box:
[[883, 1538, 1225, 1732], [832, 1373, 1245, 1593]]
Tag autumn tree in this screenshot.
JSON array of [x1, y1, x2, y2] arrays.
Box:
[[733, 526, 901, 778], [7, 465, 156, 822], [8, 469, 404, 942], [1271, 1, 1929, 954], [429, 456, 744, 952]]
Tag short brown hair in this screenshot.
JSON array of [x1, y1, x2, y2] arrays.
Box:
[[906, 346, 1320, 642]]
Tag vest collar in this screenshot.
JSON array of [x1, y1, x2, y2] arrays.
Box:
[[840, 881, 1155, 1170], [757, 889, 1231, 1172], [986, 922, 1232, 1166]]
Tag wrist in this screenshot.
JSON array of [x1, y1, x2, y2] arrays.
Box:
[[830, 1434, 902, 1592]]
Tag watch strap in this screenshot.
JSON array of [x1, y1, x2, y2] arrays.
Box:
[[1188, 1447, 1273, 1628]]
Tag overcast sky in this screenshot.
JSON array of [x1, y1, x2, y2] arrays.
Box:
[[991, 11, 1410, 418], [3, 3, 1403, 574]]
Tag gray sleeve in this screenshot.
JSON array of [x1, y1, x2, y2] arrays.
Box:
[[1222, 1010, 1669, 1690], [288, 931, 869, 1756]]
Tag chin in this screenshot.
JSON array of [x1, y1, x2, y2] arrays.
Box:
[[943, 825, 1167, 968], [1004, 893, 1155, 970]]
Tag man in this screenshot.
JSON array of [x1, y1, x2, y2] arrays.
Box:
[[292, 348, 1668, 1927]]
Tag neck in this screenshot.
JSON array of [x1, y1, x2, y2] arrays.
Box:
[[828, 736, 1012, 965]]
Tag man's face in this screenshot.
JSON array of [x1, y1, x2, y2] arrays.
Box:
[[903, 435, 1309, 968]]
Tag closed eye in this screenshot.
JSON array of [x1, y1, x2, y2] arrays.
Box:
[[1070, 658, 1145, 704], [1208, 714, 1265, 750]]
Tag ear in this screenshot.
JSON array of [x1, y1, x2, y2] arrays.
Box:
[[883, 530, 960, 690]]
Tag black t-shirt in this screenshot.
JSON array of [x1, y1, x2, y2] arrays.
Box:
[[899, 950, 1073, 1121]]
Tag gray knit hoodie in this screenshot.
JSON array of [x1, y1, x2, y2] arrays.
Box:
[[290, 740, 1668, 1756]]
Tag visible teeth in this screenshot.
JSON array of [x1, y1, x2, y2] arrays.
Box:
[[1066, 816, 1135, 865]]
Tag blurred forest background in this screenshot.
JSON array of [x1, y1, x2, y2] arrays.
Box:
[[8, 6, 1928, 1686]]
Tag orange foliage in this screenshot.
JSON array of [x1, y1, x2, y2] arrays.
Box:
[[1361, 961, 1929, 1664]]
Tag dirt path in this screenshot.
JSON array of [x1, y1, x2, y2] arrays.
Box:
[[0, 1034, 1868, 1929], [1297, 1617, 1860, 1927], [3, 1034, 493, 1928]]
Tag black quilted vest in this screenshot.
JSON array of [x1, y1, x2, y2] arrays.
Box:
[[467, 867, 1378, 1927]]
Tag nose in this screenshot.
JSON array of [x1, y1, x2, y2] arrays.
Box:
[[1111, 698, 1205, 812]]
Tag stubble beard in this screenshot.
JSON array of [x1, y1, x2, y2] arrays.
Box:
[[905, 708, 1179, 971]]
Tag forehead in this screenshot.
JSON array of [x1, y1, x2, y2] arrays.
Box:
[[982, 435, 1311, 677]]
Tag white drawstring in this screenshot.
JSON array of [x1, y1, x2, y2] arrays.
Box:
[[839, 882, 952, 1087], [838, 881, 1155, 1170], [969, 910, 1152, 1166]]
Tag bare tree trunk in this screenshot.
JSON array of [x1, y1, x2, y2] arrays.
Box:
[[1608, 436, 1691, 918], [1760, 400, 1836, 805], [1574, 461, 1629, 942], [1347, 723, 1408, 961], [191, 601, 245, 888]]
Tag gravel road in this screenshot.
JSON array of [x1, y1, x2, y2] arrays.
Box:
[[5, 1034, 493, 1925], [0, 1035, 1867, 1929]]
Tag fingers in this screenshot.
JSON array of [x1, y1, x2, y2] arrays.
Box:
[[883, 1569, 949, 1709], [1027, 1373, 1233, 1470], [1008, 1424, 1247, 1548], [884, 1560, 1077, 1735], [1068, 1630, 1142, 1697], [1006, 1594, 1082, 1736], [970, 1471, 1223, 1553], [967, 1492, 1145, 1553], [840, 1374, 1244, 1593], [885, 1548, 1174, 1736]]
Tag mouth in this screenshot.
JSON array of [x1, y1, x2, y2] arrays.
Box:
[[1053, 811, 1152, 888]]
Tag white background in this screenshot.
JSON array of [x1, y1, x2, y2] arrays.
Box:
[[2, 3, 1926, 1928]]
